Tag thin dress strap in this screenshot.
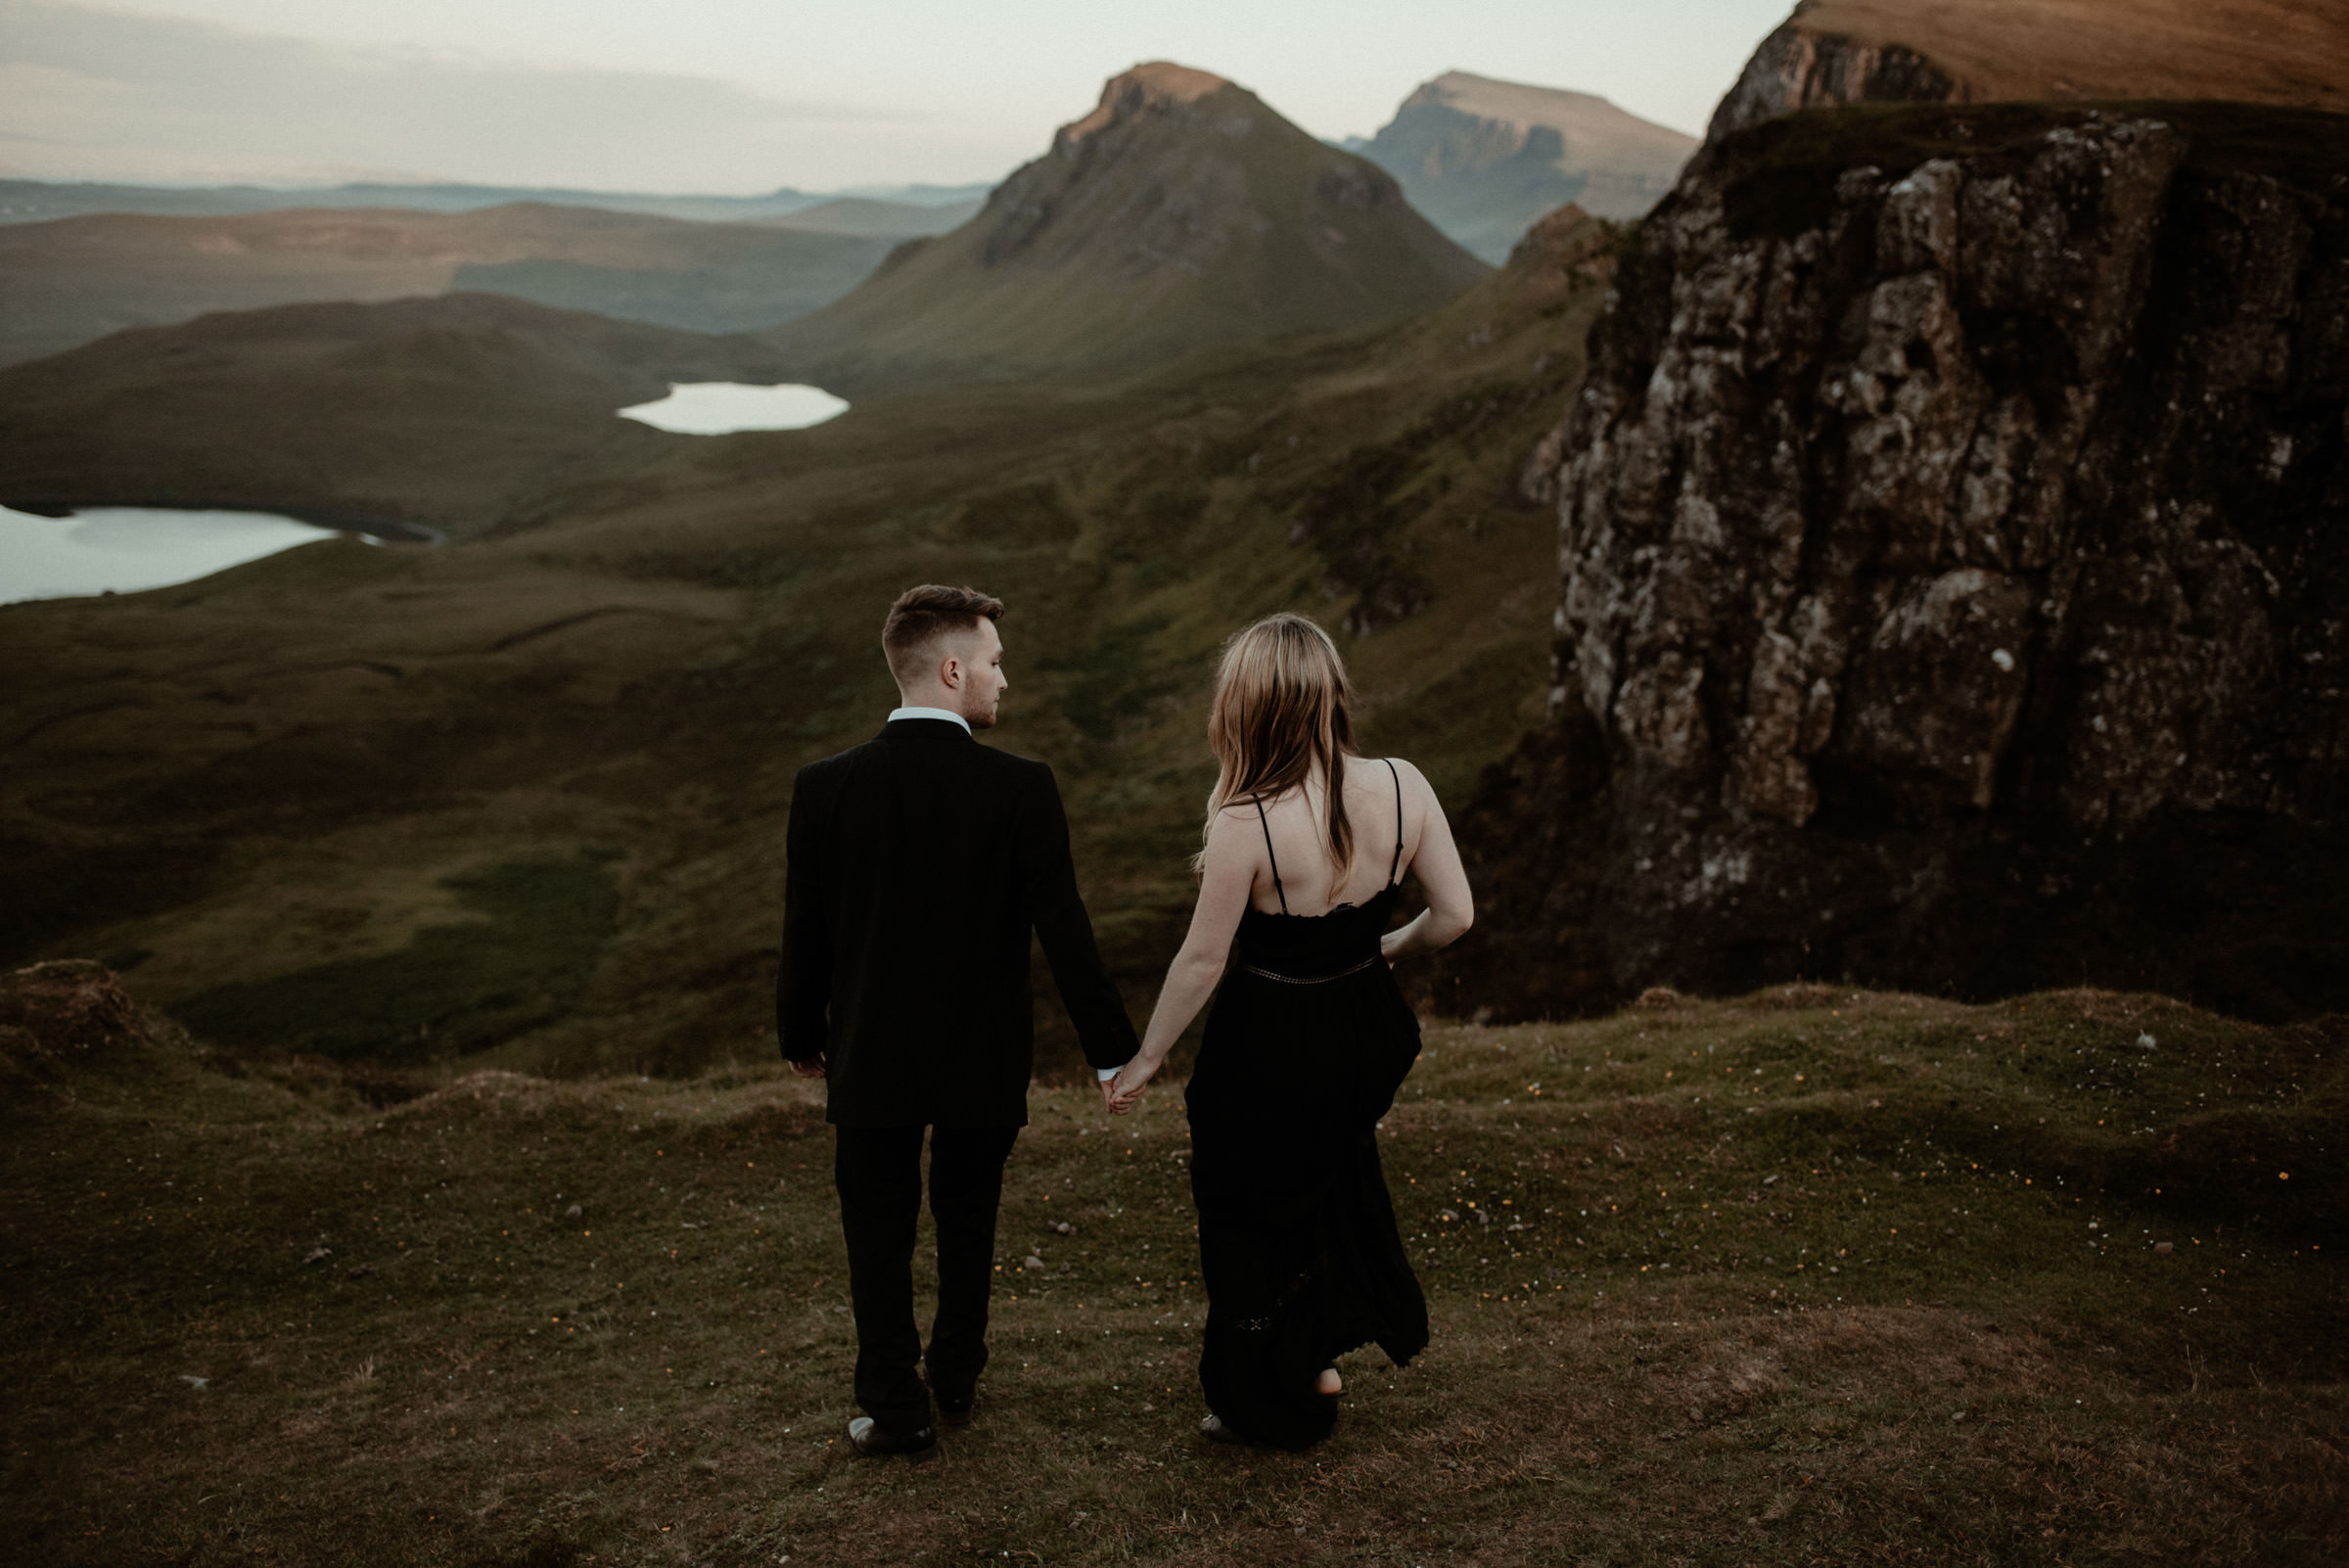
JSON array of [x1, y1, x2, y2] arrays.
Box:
[[1385, 759, 1405, 885], [1252, 795, 1289, 913]]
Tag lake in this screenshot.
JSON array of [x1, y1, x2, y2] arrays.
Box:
[[0, 504, 350, 604], [616, 382, 849, 435]]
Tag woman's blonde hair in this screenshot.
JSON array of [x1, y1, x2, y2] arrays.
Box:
[[1197, 613, 1359, 876]]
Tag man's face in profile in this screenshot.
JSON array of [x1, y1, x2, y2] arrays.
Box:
[[954, 617, 1007, 730]]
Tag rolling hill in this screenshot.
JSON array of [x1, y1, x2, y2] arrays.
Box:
[[0, 293, 795, 531], [0, 204, 890, 366], [1350, 71, 1696, 260], [760, 63, 1490, 393]]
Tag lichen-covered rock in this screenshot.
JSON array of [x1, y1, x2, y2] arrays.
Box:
[[1428, 104, 2349, 1026]]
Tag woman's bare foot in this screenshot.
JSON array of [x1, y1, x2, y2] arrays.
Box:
[[1316, 1367, 1342, 1396]]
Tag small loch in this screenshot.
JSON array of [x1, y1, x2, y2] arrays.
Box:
[[616, 382, 849, 435], [0, 504, 366, 604]]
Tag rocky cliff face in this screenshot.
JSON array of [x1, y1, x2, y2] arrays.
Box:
[[1430, 103, 2349, 1025]]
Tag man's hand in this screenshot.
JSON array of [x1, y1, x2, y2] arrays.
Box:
[[789, 1052, 827, 1081], [1098, 1075, 1124, 1113]]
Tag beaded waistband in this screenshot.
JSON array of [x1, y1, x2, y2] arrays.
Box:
[[1239, 953, 1380, 986]]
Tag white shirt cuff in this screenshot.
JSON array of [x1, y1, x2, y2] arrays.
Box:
[[1097, 1067, 1121, 1081]]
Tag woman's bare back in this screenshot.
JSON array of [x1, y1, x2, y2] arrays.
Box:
[[1237, 758, 1425, 916]]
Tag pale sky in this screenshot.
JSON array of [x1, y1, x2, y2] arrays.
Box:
[[1, 0, 1796, 191]]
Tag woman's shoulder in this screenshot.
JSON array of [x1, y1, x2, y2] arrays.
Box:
[[1362, 755, 1432, 795], [1210, 791, 1278, 832]]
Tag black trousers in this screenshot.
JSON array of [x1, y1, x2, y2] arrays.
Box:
[[834, 1123, 1019, 1435]]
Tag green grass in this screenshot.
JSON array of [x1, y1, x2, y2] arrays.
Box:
[[7, 984, 2340, 1563], [171, 853, 622, 1063]]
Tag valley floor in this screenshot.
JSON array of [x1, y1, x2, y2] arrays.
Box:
[[6, 986, 2342, 1565]]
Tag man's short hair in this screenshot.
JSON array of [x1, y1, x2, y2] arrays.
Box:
[[882, 583, 1005, 686]]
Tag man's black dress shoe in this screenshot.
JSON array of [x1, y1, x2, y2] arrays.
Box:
[[847, 1416, 939, 1460], [935, 1393, 975, 1429]]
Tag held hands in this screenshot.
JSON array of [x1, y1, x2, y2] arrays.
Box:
[[788, 1052, 827, 1081], [1103, 1056, 1157, 1115]]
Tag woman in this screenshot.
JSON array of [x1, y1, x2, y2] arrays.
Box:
[[1107, 613, 1474, 1448]]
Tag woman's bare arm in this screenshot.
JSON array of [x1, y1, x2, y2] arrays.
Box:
[[1381, 757, 1473, 964], [1106, 808, 1260, 1110]]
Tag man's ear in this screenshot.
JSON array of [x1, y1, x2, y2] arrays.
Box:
[[937, 651, 963, 691]]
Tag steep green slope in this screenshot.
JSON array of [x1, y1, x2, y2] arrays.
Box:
[[0, 208, 1615, 1077], [762, 63, 1490, 393]]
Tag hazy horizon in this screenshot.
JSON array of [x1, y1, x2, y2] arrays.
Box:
[[1, 0, 1786, 194]]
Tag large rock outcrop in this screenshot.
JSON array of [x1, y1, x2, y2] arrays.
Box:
[[1429, 103, 2349, 1025]]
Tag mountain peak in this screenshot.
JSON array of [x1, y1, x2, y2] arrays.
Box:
[[764, 62, 1483, 390], [1057, 62, 1234, 148], [1354, 72, 1694, 260]]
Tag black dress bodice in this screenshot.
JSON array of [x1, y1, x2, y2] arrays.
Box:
[[1229, 885, 1401, 980]]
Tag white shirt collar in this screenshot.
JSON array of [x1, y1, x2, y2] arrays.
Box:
[[888, 705, 971, 735]]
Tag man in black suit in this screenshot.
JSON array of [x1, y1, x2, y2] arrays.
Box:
[[778, 583, 1138, 1460]]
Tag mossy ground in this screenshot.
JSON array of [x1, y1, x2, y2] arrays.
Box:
[[8, 985, 2340, 1564]]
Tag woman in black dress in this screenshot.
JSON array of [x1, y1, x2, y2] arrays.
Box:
[[1106, 613, 1474, 1448]]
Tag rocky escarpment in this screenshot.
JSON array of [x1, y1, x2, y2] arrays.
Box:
[[1427, 103, 2349, 1025]]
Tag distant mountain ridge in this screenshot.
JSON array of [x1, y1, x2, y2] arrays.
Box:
[[1350, 72, 1696, 262], [761, 62, 1489, 392], [0, 204, 891, 367], [0, 178, 995, 228], [760, 197, 985, 239]]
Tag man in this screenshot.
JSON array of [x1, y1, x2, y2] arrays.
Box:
[[778, 583, 1138, 1461]]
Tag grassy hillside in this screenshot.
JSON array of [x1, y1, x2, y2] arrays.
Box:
[[1780, 0, 2349, 116], [0, 208, 1614, 1080], [0, 204, 889, 367], [762, 65, 1490, 394], [5, 971, 2338, 1563]]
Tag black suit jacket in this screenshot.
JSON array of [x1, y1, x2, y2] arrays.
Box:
[[777, 717, 1138, 1127]]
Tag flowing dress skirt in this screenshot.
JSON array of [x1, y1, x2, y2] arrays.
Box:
[[1183, 949, 1429, 1449]]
